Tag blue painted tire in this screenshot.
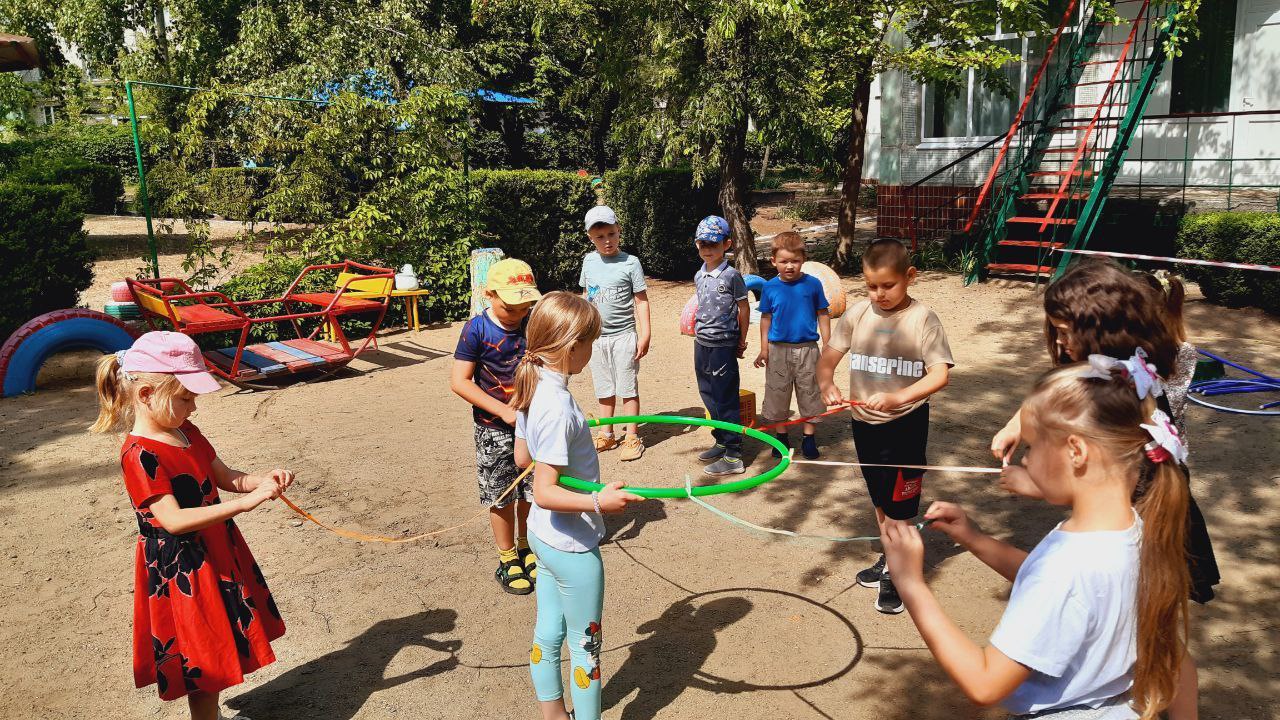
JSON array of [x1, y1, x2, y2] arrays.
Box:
[[744, 273, 765, 300], [0, 309, 141, 397]]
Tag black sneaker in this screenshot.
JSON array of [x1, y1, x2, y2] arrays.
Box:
[[856, 554, 886, 588], [698, 443, 727, 461], [801, 434, 819, 459], [876, 572, 905, 614], [771, 433, 790, 458], [704, 456, 745, 476]]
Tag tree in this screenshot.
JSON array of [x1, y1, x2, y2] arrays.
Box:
[[599, 0, 814, 275], [792, 0, 1045, 270]]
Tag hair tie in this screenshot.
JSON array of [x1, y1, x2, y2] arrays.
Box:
[[1144, 441, 1172, 464], [1079, 349, 1163, 400], [1153, 270, 1172, 294], [519, 353, 542, 367], [1140, 409, 1187, 465]]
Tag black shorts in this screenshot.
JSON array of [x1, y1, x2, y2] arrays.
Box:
[[850, 404, 929, 521]]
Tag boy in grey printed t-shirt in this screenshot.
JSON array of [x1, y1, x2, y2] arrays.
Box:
[[580, 205, 652, 461]]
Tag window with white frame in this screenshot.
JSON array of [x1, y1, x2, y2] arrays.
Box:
[[920, 0, 1078, 141], [41, 105, 56, 125]]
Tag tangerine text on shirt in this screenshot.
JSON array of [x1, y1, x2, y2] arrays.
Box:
[[849, 353, 925, 378]]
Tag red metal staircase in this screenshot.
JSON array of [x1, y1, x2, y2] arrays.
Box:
[[963, 0, 1180, 282]]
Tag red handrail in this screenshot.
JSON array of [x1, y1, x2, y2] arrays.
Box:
[[1039, 0, 1150, 231], [963, 0, 1082, 233]]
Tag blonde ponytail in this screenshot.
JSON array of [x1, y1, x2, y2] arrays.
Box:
[[1132, 453, 1190, 719], [509, 291, 601, 412], [91, 353, 133, 433]]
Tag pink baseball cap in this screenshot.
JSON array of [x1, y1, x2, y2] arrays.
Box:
[[119, 331, 221, 394]]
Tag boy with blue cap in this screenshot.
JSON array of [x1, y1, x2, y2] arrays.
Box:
[[691, 215, 751, 475]]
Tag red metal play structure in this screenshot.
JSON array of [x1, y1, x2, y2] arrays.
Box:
[[128, 261, 394, 389]]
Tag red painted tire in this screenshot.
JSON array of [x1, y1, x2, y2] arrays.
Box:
[[0, 309, 142, 397]]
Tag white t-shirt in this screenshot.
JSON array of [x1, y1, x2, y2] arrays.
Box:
[[990, 512, 1143, 718], [515, 367, 605, 552]]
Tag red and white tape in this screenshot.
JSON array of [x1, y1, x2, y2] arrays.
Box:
[[1052, 247, 1280, 273]]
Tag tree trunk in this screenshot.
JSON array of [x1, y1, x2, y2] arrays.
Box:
[[759, 145, 770, 181], [592, 89, 619, 175], [149, 1, 171, 71], [833, 75, 873, 272], [720, 114, 757, 275]]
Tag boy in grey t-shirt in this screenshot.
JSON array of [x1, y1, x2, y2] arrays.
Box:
[[580, 205, 651, 461]]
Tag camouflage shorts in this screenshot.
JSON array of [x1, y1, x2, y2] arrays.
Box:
[[474, 423, 533, 508]]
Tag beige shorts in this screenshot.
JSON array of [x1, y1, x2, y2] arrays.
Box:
[[762, 341, 825, 423], [589, 330, 639, 399]]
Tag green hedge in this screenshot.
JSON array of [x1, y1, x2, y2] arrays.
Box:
[[9, 157, 123, 214], [604, 166, 721, 279], [0, 183, 93, 339], [0, 124, 138, 179], [215, 166, 727, 323], [1176, 212, 1280, 315], [469, 169, 598, 291]]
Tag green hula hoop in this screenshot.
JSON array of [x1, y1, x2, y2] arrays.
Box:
[[558, 415, 790, 499]]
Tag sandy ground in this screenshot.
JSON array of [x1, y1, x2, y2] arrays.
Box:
[[0, 217, 1276, 719]]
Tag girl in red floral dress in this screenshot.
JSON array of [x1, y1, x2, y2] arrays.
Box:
[[91, 332, 290, 720]]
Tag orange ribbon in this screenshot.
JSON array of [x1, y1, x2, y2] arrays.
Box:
[[754, 400, 861, 433], [279, 463, 534, 544]]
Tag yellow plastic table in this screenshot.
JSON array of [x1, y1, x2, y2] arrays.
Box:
[[347, 288, 432, 331], [322, 288, 432, 342]]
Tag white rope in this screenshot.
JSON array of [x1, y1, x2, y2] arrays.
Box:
[[791, 459, 1003, 474]]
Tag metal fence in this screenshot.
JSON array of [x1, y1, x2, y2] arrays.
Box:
[[878, 109, 1280, 246]]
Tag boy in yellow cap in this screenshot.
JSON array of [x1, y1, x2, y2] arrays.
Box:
[[450, 258, 543, 594]]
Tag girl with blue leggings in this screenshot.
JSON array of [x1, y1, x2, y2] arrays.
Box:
[[512, 292, 644, 720]]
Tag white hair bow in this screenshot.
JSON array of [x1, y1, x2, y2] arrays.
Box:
[[1078, 348, 1164, 400], [1141, 409, 1188, 465]]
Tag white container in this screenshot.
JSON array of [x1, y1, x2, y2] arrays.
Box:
[[395, 264, 419, 291]]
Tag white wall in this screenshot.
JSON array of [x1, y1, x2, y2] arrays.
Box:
[[1118, 0, 1280, 186], [882, 0, 1280, 189]]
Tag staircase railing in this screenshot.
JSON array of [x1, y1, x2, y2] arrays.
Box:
[[964, 0, 1083, 233], [891, 132, 1008, 249], [962, 0, 1106, 283], [1052, 0, 1182, 277]]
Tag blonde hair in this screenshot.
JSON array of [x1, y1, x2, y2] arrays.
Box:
[[509, 292, 601, 412], [90, 353, 187, 434], [1021, 363, 1189, 719]]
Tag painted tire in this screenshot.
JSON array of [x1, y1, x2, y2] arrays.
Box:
[[743, 273, 765, 299], [110, 281, 133, 302], [801, 261, 847, 318], [0, 309, 141, 397]]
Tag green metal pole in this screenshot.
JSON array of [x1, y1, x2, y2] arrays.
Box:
[[125, 80, 160, 279]]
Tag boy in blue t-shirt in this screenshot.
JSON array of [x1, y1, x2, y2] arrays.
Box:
[[450, 258, 542, 596], [753, 231, 830, 459], [692, 215, 751, 476]]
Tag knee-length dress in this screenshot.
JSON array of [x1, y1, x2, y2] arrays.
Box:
[[121, 422, 285, 700]]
